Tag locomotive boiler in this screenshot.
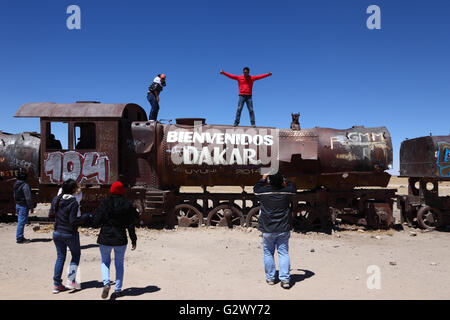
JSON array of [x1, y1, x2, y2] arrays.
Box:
[[5, 101, 397, 231]]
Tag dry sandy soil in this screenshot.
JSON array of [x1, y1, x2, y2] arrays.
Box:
[[0, 177, 449, 300]]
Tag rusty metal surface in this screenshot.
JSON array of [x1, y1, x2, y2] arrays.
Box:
[[0, 131, 40, 185], [15, 102, 147, 120], [150, 121, 393, 190], [400, 135, 450, 179]]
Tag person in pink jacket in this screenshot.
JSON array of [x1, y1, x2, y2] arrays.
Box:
[[220, 67, 272, 127]]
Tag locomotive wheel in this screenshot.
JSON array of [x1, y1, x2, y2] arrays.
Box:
[[173, 204, 203, 228], [245, 206, 261, 228], [292, 205, 323, 232], [417, 206, 442, 231], [206, 204, 244, 228]]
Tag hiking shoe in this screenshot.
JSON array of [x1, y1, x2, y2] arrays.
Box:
[[101, 285, 110, 299], [281, 281, 291, 289], [266, 280, 275, 285], [53, 285, 66, 294]]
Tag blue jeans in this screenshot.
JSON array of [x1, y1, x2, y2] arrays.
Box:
[[16, 204, 29, 241], [99, 244, 127, 292], [52, 231, 81, 287], [147, 93, 159, 120], [262, 232, 290, 282], [235, 95, 255, 125]]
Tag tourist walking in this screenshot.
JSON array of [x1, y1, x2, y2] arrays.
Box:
[[92, 181, 138, 299], [50, 179, 92, 293]]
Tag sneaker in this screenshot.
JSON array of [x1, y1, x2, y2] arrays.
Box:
[[281, 281, 291, 289], [101, 285, 110, 299], [66, 280, 80, 291], [266, 279, 275, 285], [53, 285, 66, 294], [233, 123, 238, 127], [251, 124, 256, 128]]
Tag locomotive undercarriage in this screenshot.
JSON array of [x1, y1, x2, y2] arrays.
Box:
[[130, 187, 397, 231], [398, 178, 450, 231]]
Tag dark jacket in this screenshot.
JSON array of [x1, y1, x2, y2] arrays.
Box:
[[50, 195, 90, 235], [253, 178, 297, 233], [13, 180, 33, 208], [92, 195, 138, 246], [147, 82, 163, 95]]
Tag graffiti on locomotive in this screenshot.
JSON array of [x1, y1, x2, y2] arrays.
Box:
[[437, 141, 450, 177], [44, 151, 110, 184], [167, 123, 279, 174]]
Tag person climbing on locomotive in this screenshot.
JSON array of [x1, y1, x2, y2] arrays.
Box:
[[147, 73, 166, 121], [220, 67, 272, 127], [92, 181, 138, 299], [13, 171, 34, 244], [50, 179, 92, 294], [253, 171, 296, 289]]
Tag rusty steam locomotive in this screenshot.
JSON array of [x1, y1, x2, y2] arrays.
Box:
[[1, 101, 448, 231]]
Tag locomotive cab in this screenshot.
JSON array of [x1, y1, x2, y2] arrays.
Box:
[[14, 101, 148, 207]]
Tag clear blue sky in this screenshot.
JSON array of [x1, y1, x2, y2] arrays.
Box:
[[1, 0, 449, 174]]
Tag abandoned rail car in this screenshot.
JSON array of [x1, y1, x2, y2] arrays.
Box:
[[397, 135, 450, 230], [2, 101, 398, 231]]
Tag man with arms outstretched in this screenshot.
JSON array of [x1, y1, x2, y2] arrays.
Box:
[[220, 67, 272, 127]]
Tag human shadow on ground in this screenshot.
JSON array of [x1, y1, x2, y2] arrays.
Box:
[[109, 285, 161, 300], [271, 269, 314, 288], [80, 280, 103, 289], [30, 238, 52, 243], [80, 244, 99, 250], [290, 269, 315, 287]]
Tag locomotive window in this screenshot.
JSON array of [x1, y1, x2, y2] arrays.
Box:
[[46, 122, 68, 150], [74, 122, 96, 150]]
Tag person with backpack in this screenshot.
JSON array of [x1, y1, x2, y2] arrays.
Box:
[[13, 171, 34, 244], [92, 181, 138, 299], [50, 179, 92, 294], [147, 73, 166, 120], [253, 172, 297, 289]]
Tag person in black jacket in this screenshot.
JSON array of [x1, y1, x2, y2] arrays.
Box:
[[92, 181, 138, 299], [13, 172, 34, 244], [254, 172, 296, 289], [50, 179, 91, 294]]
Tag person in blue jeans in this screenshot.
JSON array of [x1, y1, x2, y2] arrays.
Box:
[[92, 181, 138, 299], [13, 172, 34, 244], [147, 74, 166, 120], [253, 172, 297, 289], [50, 179, 92, 294]]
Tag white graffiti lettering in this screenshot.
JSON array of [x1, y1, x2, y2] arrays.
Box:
[[44, 151, 110, 184]]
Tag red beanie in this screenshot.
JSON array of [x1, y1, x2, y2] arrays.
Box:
[[110, 181, 125, 195]]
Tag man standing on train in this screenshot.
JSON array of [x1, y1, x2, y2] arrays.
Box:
[[220, 67, 272, 127], [147, 74, 166, 121]]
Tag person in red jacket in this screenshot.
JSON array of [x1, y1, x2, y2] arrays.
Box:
[[220, 67, 272, 127]]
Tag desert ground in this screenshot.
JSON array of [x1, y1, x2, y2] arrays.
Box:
[[0, 177, 449, 300]]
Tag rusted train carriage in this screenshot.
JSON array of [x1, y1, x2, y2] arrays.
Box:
[[7, 101, 396, 231], [397, 135, 450, 230]]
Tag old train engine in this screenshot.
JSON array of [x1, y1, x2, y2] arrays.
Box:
[[5, 102, 396, 230]]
